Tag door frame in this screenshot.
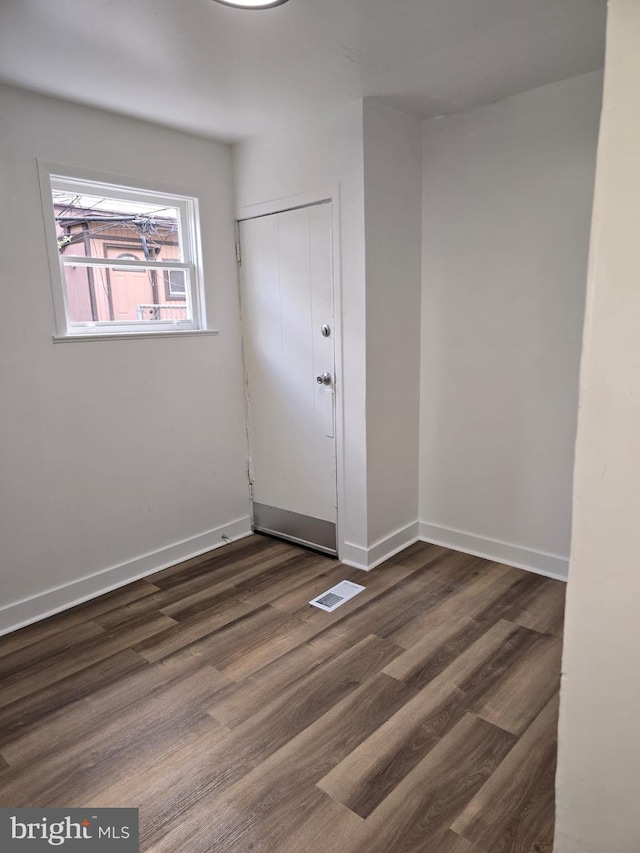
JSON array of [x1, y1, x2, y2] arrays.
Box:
[[235, 185, 345, 560]]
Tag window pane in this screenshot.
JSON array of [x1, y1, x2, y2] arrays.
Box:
[[62, 264, 191, 324], [52, 190, 183, 263]]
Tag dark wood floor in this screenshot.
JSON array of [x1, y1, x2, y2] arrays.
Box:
[[0, 534, 565, 852]]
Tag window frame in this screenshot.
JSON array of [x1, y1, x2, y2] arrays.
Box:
[[38, 162, 209, 340]]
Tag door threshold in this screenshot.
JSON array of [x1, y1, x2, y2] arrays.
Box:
[[252, 502, 337, 557], [253, 527, 337, 558]]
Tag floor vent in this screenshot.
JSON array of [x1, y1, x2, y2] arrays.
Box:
[[309, 580, 366, 612]]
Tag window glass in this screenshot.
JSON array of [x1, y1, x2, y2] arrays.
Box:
[[52, 191, 184, 262]]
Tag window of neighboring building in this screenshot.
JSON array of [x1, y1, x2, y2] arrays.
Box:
[[116, 252, 139, 265], [166, 269, 187, 298], [39, 164, 206, 339]]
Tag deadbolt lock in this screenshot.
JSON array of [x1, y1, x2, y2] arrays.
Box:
[[321, 324, 331, 337]]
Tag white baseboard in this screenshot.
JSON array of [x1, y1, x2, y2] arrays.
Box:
[[341, 521, 420, 571], [336, 541, 368, 568], [418, 521, 569, 581], [0, 516, 253, 638], [1, 515, 566, 638]]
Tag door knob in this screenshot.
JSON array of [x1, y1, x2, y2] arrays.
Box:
[[316, 372, 332, 386]]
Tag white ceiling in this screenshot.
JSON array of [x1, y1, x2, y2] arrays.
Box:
[[0, 0, 606, 143]]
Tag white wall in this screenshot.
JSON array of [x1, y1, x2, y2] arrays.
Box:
[[363, 100, 422, 551], [555, 3, 640, 849], [419, 71, 603, 578], [0, 85, 249, 633], [233, 101, 369, 560]]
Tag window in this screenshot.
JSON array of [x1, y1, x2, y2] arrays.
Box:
[[116, 252, 140, 270], [167, 269, 187, 297], [39, 164, 206, 339]]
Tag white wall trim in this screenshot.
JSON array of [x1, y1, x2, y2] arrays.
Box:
[[340, 541, 369, 569], [0, 513, 568, 638], [418, 521, 569, 581], [0, 516, 252, 638], [342, 521, 420, 571], [235, 185, 335, 222]]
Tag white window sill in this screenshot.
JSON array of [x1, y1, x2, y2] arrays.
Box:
[[53, 329, 220, 343]]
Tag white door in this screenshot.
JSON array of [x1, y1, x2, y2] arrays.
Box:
[[239, 202, 337, 555]]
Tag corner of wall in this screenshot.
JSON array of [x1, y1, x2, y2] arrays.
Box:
[[0, 516, 252, 638], [342, 521, 420, 571], [418, 521, 568, 581]]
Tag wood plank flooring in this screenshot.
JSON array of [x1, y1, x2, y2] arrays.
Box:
[[0, 534, 565, 852]]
